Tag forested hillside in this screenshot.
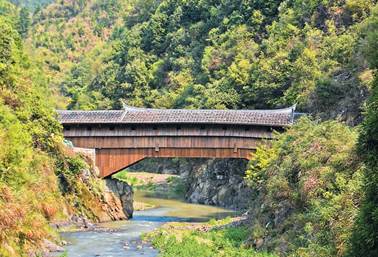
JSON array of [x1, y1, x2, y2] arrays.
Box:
[[0, 1, 130, 256], [0, 2, 64, 254], [349, 7, 378, 256], [246, 118, 363, 256], [10, 0, 52, 9], [27, 0, 134, 108], [28, 0, 375, 125], [1, 0, 378, 256]]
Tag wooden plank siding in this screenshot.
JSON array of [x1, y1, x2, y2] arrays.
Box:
[[66, 136, 263, 149], [62, 124, 271, 177], [63, 125, 274, 138]]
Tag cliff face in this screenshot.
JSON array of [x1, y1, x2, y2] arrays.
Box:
[[183, 159, 251, 210], [104, 179, 134, 219], [60, 148, 134, 224], [130, 158, 251, 210]]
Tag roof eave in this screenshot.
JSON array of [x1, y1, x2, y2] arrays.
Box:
[[59, 121, 292, 127]]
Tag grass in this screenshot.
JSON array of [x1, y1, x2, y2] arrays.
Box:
[[112, 170, 140, 186], [145, 219, 278, 257]]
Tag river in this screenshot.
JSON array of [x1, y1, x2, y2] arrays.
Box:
[[60, 191, 235, 257]]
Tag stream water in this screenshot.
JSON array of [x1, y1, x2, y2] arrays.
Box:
[[60, 191, 235, 257]]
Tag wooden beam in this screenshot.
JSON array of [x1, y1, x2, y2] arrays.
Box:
[[96, 148, 254, 178]]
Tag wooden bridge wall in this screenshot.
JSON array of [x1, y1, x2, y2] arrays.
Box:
[[63, 124, 273, 177]]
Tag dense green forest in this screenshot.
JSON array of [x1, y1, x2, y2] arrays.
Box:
[[246, 118, 362, 256], [0, 1, 128, 256], [1, 0, 378, 256], [349, 8, 378, 256], [10, 0, 52, 9], [28, 0, 374, 125], [27, 0, 134, 108]]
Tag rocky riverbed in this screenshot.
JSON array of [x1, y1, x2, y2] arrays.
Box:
[[57, 190, 236, 257]]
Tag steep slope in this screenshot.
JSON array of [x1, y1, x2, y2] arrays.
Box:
[[348, 6, 378, 256], [0, 2, 131, 256], [27, 0, 134, 108], [10, 0, 53, 9], [245, 118, 362, 256], [39, 0, 375, 126]]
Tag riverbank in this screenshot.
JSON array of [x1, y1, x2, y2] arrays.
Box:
[[55, 169, 247, 256], [144, 216, 277, 257], [58, 189, 236, 256]]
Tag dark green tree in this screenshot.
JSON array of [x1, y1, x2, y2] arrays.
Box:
[[348, 6, 378, 257], [18, 6, 30, 38]]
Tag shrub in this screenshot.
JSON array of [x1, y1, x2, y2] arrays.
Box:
[[245, 118, 363, 256], [348, 6, 378, 256]]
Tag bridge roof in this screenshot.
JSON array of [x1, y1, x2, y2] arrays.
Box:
[[57, 106, 295, 127]]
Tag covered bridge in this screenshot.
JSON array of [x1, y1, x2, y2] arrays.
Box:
[[57, 106, 295, 177]]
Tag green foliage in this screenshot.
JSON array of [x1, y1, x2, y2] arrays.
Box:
[[10, 0, 53, 10], [348, 6, 378, 257], [245, 118, 363, 256], [28, 0, 133, 109], [62, 154, 87, 176], [112, 170, 140, 186], [0, 2, 118, 255], [150, 225, 277, 257], [0, 2, 66, 255], [31, 0, 372, 126], [245, 143, 278, 191], [166, 176, 187, 196], [17, 7, 30, 38], [113, 170, 188, 199]]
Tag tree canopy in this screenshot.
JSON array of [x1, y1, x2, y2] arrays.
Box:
[[27, 0, 375, 127], [348, 6, 378, 256]]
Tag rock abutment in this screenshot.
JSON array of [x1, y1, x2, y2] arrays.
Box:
[[129, 158, 251, 210], [104, 178, 134, 219]]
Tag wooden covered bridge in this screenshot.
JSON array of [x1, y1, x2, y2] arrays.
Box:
[[57, 106, 295, 177]]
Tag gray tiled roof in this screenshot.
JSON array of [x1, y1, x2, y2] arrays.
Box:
[[57, 106, 295, 126]]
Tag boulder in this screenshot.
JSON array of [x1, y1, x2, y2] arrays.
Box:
[[105, 178, 134, 218]]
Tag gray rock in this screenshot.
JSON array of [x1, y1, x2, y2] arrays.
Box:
[[126, 157, 252, 210], [105, 178, 134, 218], [42, 239, 64, 252], [184, 158, 251, 210]]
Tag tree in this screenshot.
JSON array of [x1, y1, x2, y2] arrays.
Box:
[[348, 6, 378, 257], [18, 7, 30, 38], [245, 118, 362, 256]]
